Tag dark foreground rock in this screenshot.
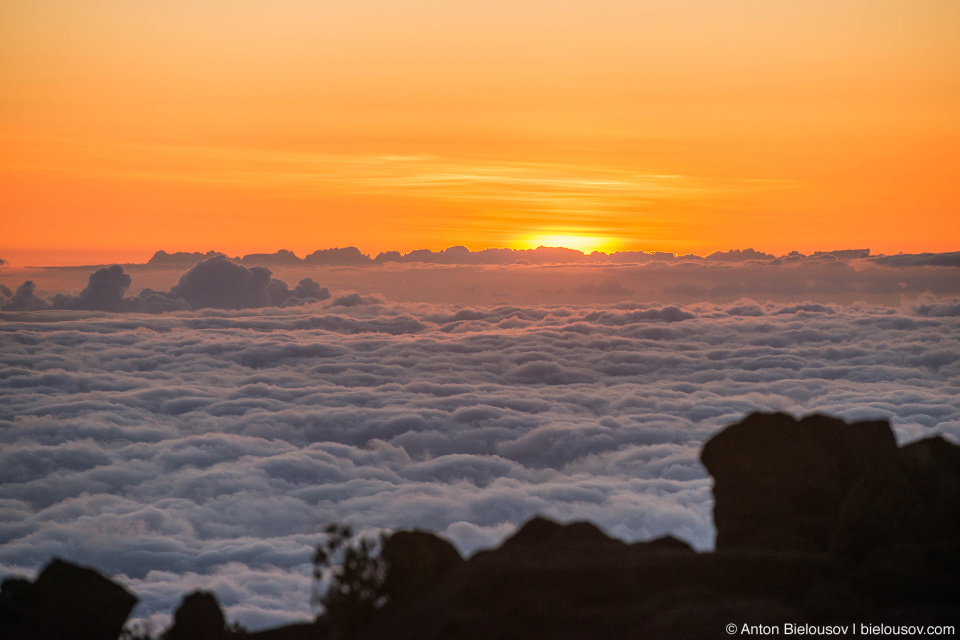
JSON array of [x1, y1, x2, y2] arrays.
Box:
[[0, 558, 137, 640], [337, 412, 959, 639], [357, 523, 854, 640], [4, 411, 958, 639], [702, 412, 960, 609], [163, 591, 227, 640]]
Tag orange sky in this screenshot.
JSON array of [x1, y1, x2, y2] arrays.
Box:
[[2, 0, 959, 266]]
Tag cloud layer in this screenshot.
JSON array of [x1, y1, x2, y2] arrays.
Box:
[[4, 249, 960, 313], [1, 257, 332, 314], [1, 299, 959, 630]]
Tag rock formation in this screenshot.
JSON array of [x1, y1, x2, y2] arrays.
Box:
[[162, 591, 226, 640], [701, 411, 900, 552], [702, 412, 960, 608], [0, 558, 137, 640]]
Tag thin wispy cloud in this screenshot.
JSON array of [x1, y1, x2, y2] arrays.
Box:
[[6, 135, 795, 226]]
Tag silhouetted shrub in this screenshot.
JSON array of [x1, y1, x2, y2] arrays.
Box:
[[313, 524, 387, 638]]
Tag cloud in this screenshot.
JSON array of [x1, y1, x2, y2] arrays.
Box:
[[1, 281, 50, 311], [1, 296, 959, 630], [171, 256, 275, 310], [16, 258, 333, 314], [705, 248, 775, 262], [872, 251, 960, 268], [134, 246, 960, 270], [50, 264, 192, 312], [914, 299, 960, 317], [6, 249, 960, 316], [304, 247, 372, 266], [331, 293, 363, 307], [291, 278, 331, 302], [136, 289, 192, 314], [574, 279, 633, 296]]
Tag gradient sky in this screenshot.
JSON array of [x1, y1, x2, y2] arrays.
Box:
[[2, 0, 959, 265]]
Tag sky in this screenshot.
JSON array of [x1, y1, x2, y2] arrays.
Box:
[[2, 0, 959, 265]]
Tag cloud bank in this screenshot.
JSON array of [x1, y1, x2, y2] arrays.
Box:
[[1, 298, 958, 630], [2, 257, 331, 313], [145, 246, 883, 267], [3, 248, 960, 312]]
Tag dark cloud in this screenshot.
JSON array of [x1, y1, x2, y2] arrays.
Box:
[[80, 265, 132, 311], [1, 281, 50, 311], [872, 251, 960, 268], [262, 276, 331, 308], [200, 244, 801, 267], [725, 302, 765, 317], [913, 299, 960, 317], [0, 258, 340, 315], [291, 278, 331, 302], [8, 249, 960, 315], [582, 306, 695, 324], [148, 250, 230, 265], [135, 289, 191, 314], [705, 248, 775, 262], [171, 256, 275, 309], [331, 293, 362, 307], [50, 265, 133, 311], [773, 303, 835, 315], [240, 249, 302, 266], [304, 247, 372, 266]]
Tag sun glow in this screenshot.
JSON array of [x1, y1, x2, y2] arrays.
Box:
[[519, 233, 621, 254]]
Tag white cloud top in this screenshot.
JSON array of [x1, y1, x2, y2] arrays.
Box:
[[1, 298, 958, 630]]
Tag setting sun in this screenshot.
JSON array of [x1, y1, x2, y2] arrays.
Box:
[[518, 233, 621, 254]]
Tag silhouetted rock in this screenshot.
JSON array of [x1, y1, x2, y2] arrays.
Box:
[[380, 530, 464, 604], [837, 435, 960, 606], [630, 535, 695, 553], [700, 411, 899, 552], [477, 516, 627, 561], [0, 558, 136, 640], [358, 518, 854, 640], [702, 411, 960, 617], [345, 413, 958, 638], [163, 591, 226, 640]]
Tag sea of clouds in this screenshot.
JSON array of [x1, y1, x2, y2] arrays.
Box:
[[2, 258, 960, 631]]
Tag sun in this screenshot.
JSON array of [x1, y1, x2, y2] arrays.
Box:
[[518, 233, 620, 254]]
